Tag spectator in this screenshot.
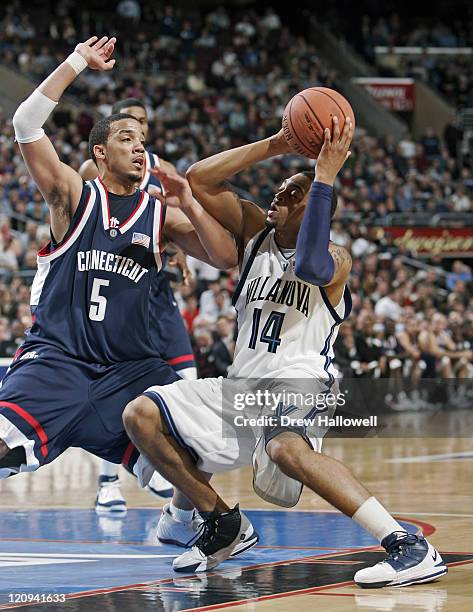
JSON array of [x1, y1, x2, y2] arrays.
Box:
[[374, 287, 403, 321], [450, 184, 471, 211], [193, 328, 218, 378], [117, 0, 141, 21], [181, 295, 200, 332], [446, 261, 473, 291], [418, 313, 473, 378], [210, 316, 234, 376], [200, 282, 233, 321], [421, 128, 441, 160], [0, 318, 18, 357]]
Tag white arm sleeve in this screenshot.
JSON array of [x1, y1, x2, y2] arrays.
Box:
[[12, 90, 58, 144]]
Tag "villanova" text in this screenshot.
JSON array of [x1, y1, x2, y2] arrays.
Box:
[[245, 276, 310, 317]]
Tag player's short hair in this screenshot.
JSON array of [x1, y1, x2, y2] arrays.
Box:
[[301, 170, 338, 218], [111, 98, 146, 115], [88, 113, 138, 164]]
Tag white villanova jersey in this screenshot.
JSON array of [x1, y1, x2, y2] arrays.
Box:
[[228, 227, 352, 381]]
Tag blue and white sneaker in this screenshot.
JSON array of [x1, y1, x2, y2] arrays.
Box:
[[157, 503, 259, 557], [157, 503, 204, 547], [354, 531, 448, 588], [146, 472, 174, 498], [95, 475, 127, 515]]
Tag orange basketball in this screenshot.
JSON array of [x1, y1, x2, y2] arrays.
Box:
[[282, 87, 355, 159]]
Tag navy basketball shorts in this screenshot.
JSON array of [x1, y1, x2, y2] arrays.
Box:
[[0, 342, 179, 479], [149, 276, 195, 373]]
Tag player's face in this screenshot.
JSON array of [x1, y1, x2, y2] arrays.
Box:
[[104, 118, 145, 182], [121, 105, 149, 141], [266, 174, 311, 229]]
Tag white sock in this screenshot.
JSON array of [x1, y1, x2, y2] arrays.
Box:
[[352, 497, 405, 543], [100, 460, 120, 478], [170, 501, 194, 522]]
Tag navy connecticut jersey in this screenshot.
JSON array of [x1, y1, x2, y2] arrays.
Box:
[[28, 178, 165, 364]]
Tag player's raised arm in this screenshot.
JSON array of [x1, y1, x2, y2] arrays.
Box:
[[12, 36, 116, 242], [154, 168, 238, 269], [186, 132, 291, 248], [294, 116, 354, 305]]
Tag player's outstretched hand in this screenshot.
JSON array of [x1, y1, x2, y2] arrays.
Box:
[[168, 246, 193, 287], [75, 36, 116, 71], [314, 116, 353, 186], [149, 168, 195, 210]]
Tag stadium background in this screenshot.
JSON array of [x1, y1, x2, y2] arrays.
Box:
[[0, 0, 472, 407], [0, 1, 473, 609]]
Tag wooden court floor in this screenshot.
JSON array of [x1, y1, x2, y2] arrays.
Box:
[[1, 431, 472, 611]]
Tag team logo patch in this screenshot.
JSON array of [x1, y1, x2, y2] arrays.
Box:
[[132, 232, 151, 248], [19, 350, 39, 361]]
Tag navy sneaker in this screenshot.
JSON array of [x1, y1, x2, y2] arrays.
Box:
[[354, 531, 447, 588]]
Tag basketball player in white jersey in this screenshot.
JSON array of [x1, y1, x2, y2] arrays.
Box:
[[123, 118, 446, 587]]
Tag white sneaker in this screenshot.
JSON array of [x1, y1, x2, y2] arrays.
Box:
[[173, 506, 256, 573], [354, 531, 447, 588], [230, 519, 259, 557], [157, 503, 259, 556], [157, 503, 204, 547], [146, 472, 174, 498], [95, 476, 127, 515]]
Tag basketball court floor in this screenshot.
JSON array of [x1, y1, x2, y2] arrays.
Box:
[[0, 418, 472, 611]]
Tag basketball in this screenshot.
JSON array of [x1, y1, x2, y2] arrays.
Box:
[[282, 87, 356, 158]]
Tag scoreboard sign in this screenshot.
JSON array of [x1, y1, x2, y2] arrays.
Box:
[[353, 77, 415, 112], [388, 227, 473, 257]]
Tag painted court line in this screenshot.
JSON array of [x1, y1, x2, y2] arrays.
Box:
[[184, 581, 357, 611], [0, 514, 441, 608], [0, 547, 379, 609], [3, 549, 472, 610], [387, 451, 473, 463]]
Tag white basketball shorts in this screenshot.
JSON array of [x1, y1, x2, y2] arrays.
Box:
[[140, 373, 336, 507]]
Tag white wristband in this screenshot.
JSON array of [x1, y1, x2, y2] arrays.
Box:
[[65, 51, 88, 75]]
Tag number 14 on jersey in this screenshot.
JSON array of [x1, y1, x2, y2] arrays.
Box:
[[248, 308, 285, 354]]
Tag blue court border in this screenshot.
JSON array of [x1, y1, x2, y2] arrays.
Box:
[[0, 508, 434, 606]]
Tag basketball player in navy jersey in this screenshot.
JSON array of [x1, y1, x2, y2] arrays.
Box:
[[80, 99, 197, 515], [0, 36, 244, 533], [123, 118, 447, 587]]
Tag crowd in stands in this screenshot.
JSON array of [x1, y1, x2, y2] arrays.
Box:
[[2, 5, 472, 210], [0, 2, 339, 181], [0, 3, 472, 409], [352, 12, 473, 110]]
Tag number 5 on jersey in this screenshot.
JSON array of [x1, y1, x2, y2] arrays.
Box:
[[89, 278, 110, 321], [248, 308, 285, 353]]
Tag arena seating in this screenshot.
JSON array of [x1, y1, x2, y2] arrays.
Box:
[[0, 2, 471, 399]]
